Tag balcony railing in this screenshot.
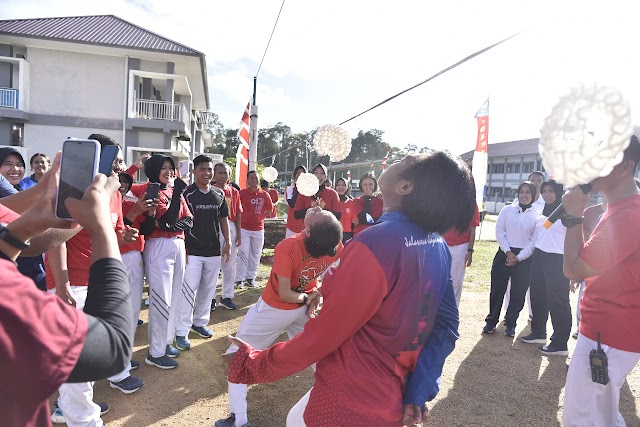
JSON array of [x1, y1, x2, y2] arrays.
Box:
[[0, 88, 18, 109], [133, 99, 188, 122]]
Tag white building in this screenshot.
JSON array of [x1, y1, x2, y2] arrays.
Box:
[[0, 15, 217, 178]]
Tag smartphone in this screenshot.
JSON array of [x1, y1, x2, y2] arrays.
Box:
[[56, 139, 100, 219], [98, 145, 120, 176], [145, 182, 160, 200]]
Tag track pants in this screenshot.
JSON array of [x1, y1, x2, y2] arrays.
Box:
[[176, 254, 222, 336], [226, 297, 309, 418], [235, 228, 264, 282], [447, 242, 468, 307], [486, 248, 531, 329], [219, 222, 238, 298], [144, 237, 186, 358]]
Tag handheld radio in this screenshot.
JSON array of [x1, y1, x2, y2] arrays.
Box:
[[589, 331, 609, 385]]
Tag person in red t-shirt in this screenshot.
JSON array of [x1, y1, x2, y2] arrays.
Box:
[[335, 177, 354, 242], [235, 171, 274, 288], [350, 173, 384, 236], [261, 179, 279, 218], [285, 165, 306, 238], [214, 163, 243, 310], [562, 135, 640, 426], [293, 163, 341, 223], [442, 203, 480, 307], [215, 207, 343, 427]]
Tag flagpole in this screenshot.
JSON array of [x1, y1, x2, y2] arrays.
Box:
[[249, 77, 259, 172]]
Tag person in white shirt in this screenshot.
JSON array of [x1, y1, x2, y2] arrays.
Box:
[[484, 181, 539, 336], [520, 180, 572, 356]]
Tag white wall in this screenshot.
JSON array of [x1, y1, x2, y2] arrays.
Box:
[[139, 59, 168, 73], [25, 124, 122, 159], [137, 131, 165, 149], [27, 47, 125, 119]]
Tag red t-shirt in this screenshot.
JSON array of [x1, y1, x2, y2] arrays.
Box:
[[120, 197, 145, 254], [0, 204, 19, 223], [579, 194, 640, 352], [293, 188, 341, 221], [339, 198, 355, 234], [239, 188, 274, 231], [218, 184, 242, 223], [442, 204, 481, 246], [45, 192, 125, 289], [1, 259, 87, 427], [286, 187, 305, 234], [261, 233, 342, 310], [267, 188, 279, 218], [146, 185, 191, 240], [350, 195, 384, 236]]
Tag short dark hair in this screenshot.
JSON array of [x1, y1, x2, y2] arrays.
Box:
[[304, 217, 342, 257], [247, 170, 257, 179], [29, 153, 50, 165], [623, 134, 640, 173], [88, 134, 120, 150], [358, 173, 378, 193], [399, 151, 476, 234], [214, 163, 228, 172], [193, 155, 212, 168], [260, 179, 269, 188], [528, 171, 545, 181]]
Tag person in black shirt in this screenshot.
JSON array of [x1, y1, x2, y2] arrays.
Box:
[[174, 155, 230, 351]]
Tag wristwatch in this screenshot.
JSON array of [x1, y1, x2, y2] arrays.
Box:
[[561, 214, 583, 228], [302, 294, 309, 305], [0, 223, 30, 250], [467, 248, 474, 253]]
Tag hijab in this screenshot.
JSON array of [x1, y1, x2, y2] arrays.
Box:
[[0, 147, 25, 190], [541, 180, 563, 217], [517, 181, 537, 212], [336, 177, 351, 202], [144, 154, 175, 188]]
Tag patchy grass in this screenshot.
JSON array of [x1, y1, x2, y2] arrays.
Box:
[[464, 240, 496, 292]]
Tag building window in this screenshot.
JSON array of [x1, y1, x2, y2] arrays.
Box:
[[522, 162, 534, 173], [492, 164, 505, 174], [10, 123, 23, 146], [489, 186, 504, 197], [506, 163, 521, 173]]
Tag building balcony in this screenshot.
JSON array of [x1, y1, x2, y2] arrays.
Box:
[[134, 99, 188, 123], [0, 87, 18, 109]]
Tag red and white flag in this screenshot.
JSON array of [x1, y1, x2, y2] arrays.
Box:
[[472, 98, 489, 212], [380, 146, 391, 171], [235, 102, 251, 189]]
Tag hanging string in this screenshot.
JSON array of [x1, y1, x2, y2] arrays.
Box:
[[256, 0, 287, 77]]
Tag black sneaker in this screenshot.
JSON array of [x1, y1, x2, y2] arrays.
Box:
[[234, 281, 244, 289], [211, 299, 217, 311], [482, 324, 496, 334], [137, 319, 143, 327], [245, 279, 256, 288], [538, 344, 568, 356], [520, 333, 547, 344], [220, 298, 237, 310], [504, 326, 516, 337]]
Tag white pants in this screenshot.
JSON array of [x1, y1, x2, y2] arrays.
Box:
[[287, 389, 311, 427], [235, 229, 264, 282], [219, 222, 238, 298], [503, 282, 532, 318], [563, 334, 640, 427], [122, 250, 145, 330], [144, 237, 186, 358], [226, 297, 309, 417], [447, 242, 468, 307], [176, 254, 222, 336], [53, 286, 104, 427], [285, 228, 296, 238]]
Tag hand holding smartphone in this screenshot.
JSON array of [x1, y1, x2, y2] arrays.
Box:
[[56, 139, 100, 219]]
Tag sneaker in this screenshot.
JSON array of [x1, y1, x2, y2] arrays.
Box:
[[52, 402, 109, 423], [572, 331, 579, 339], [520, 333, 547, 344], [165, 345, 180, 358], [234, 281, 244, 289], [245, 279, 256, 288], [110, 375, 144, 394], [220, 298, 237, 310], [98, 403, 110, 416], [215, 414, 250, 427], [130, 360, 140, 370], [482, 324, 496, 334], [538, 344, 569, 356], [211, 299, 217, 311], [504, 326, 516, 337], [137, 319, 143, 327], [175, 335, 191, 351], [145, 354, 178, 369], [191, 325, 213, 338]]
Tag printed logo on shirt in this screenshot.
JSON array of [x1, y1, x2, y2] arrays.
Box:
[[195, 204, 219, 211], [251, 197, 265, 214], [404, 235, 439, 248], [294, 255, 328, 292]]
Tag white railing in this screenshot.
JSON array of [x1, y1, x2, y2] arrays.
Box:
[[0, 88, 18, 109], [134, 99, 186, 122]]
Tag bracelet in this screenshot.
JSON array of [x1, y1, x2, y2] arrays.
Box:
[[467, 248, 474, 253]]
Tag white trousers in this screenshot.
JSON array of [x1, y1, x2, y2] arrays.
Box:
[[219, 222, 238, 298], [447, 242, 468, 307], [144, 237, 186, 358], [563, 334, 640, 427], [287, 389, 311, 427], [226, 297, 309, 416], [235, 229, 264, 282], [53, 286, 103, 427], [176, 254, 222, 336]]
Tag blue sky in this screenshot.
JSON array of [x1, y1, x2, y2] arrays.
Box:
[[2, 0, 640, 154]]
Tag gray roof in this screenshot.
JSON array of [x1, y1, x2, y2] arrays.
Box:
[[0, 15, 202, 55], [460, 138, 540, 161]]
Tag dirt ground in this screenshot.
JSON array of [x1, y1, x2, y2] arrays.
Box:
[[51, 279, 639, 426]]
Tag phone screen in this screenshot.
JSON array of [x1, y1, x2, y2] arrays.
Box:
[[56, 140, 99, 219], [99, 145, 120, 176]]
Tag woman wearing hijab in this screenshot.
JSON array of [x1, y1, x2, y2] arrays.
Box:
[[223, 151, 475, 427], [137, 155, 193, 370], [20, 153, 50, 190], [483, 181, 539, 336], [520, 180, 572, 356], [285, 165, 307, 238], [351, 173, 384, 236], [335, 177, 354, 242], [293, 163, 341, 221]]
